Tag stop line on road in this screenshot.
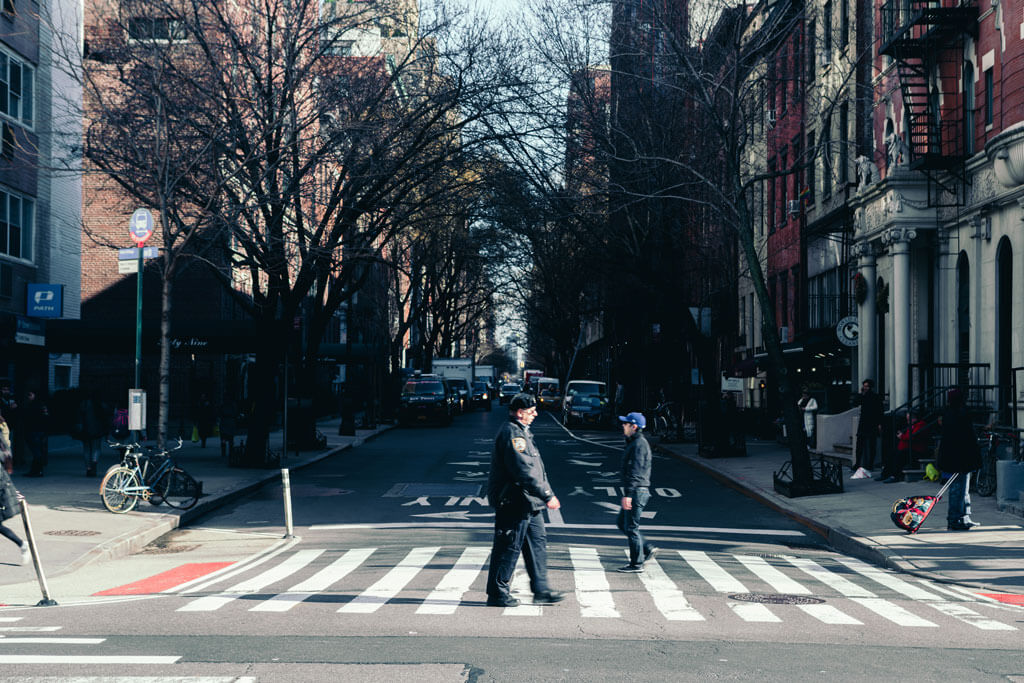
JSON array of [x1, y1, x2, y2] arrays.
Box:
[[88, 546, 1021, 631]]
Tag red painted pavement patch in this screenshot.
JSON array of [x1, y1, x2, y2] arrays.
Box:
[[93, 562, 233, 596], [979, 593, 1024, 606]]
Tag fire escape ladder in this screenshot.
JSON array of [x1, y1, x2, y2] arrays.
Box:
[[879, 0, 979, 207]]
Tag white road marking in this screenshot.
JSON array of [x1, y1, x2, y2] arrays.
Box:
[[785, 556, 936, 627], [251, 548, 376, 612], [0, 655, 181, 664], [0, 637, 105, 644], [546, 506, 565, 526], [311, 521, 805, 536], [0, 618, 22, 622], [736, 555, 861, 625], [631, 552, 704, 621], [168, 536, 302, 594], [178, 549, 323, 612], [569, 547, 619, 618], [338, 546, 440, 614], [0, 626, 61, 632], [594, 500, 656, 518], [839, 558, 1016, 631], [417, 547, 490, 615], [680, 551, 779, 622]]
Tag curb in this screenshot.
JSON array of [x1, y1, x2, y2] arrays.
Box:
[[59, 425, 394, 576], [651, 442, 1004, 589]]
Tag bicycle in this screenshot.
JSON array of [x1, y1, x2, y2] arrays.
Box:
[[100, 438, 201, 513], [651, 400, 682, 443], [975, 430, 1001, 497]]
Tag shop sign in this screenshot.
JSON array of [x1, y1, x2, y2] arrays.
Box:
[[836, 316, 859, 347]]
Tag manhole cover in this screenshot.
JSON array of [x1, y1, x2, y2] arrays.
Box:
[[141, 544, 199, 554], [728, 593, 825, 605], [44, 530, 101, 537]]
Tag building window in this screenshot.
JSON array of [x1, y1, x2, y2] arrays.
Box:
[[0, 186, 34, 261], [840, 0, 848, 49], [823, 0, 832, 56], [768, 157, 777, 233], [985, 68, 994, 126], [807, 19, 816, 83], [53, 365, 72, 391], [806, 130, 815, 205], [963, 63, 975, 155], [780, 148, 789, 219], [779, 271, 789, 328], [128, 17, 186, 42], [839, 102, 849, 184], [822, 116, 832, 198], [0, 49, 34, 128]]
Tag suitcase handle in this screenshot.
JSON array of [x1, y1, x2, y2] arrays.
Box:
[[934, 472, 959, 501]]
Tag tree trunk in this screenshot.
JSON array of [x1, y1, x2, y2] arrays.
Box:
[[158, 270, 173, 449], [243, 325, 286, 467]]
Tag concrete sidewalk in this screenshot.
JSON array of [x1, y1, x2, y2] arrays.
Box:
[[0, 418, 391, 589], [657, 437, 1024, 594]]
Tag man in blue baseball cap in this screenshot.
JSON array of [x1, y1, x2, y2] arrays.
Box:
[[616, 412, 658, 572]]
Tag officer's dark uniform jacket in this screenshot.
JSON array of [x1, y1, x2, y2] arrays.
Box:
[[488, 418, 554, 513], [620, 431, 652, 498]]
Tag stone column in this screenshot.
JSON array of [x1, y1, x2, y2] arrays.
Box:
[[884, 228, 917, 409], [854, 242, 877, 388]]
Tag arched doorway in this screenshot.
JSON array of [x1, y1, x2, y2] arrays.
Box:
[[957, 251, 970, 387], [997, 238, 1013, 422]]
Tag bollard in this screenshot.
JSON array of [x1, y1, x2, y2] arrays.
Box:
[[18, 498, 58, 606], [281, 468, 294, 538]]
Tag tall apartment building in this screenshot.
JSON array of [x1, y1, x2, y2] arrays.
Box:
[[0, 0, 82, 397]]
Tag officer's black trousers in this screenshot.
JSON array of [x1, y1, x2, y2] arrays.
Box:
[[486, 507, 549, 600]]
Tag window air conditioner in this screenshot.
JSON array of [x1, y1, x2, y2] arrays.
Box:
[[787, 199, 802, 215]]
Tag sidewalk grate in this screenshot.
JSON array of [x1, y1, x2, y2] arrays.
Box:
[[729, 593, 826, 605], [44, 530, 101, 537], [141, 544, 199, 554]]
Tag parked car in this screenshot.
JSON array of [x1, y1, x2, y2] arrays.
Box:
[[398, 377, 453, 426], [537, 377, 561, 410], [499, 382, 521, 404], [562, 380, 611, 428], [470, 381, 493, 411]]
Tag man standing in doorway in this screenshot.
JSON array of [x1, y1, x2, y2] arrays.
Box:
[[852, 379, 883, 479], [485, 393, 565, 607], [616, 412, 658, 573]]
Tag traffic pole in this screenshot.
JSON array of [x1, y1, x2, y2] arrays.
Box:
[[281, 468, 295, 538], [19, 498, 57, 606]]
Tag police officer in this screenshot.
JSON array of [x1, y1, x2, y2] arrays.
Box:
[[485, 393, 565, 607], [616, 412, 658, 572]]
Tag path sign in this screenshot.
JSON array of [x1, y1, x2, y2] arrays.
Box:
[[130, 208, 154, 244]]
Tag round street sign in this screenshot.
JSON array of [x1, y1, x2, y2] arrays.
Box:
[[836, 315, 859, 347], [130, 208, 154, 244]]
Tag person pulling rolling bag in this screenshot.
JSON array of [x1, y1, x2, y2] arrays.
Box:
[[891, 473, 958, 534]]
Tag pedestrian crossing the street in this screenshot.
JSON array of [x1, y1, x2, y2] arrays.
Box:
[[99, 545, 1023, 631]]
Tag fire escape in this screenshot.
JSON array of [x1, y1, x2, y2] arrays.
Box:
[[879, 0, 978, 206]]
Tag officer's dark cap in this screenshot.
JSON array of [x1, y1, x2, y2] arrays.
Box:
[[510, 393, 537, 412]]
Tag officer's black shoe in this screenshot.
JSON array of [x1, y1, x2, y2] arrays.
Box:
[[486, 596, 520, 608], [533, 590, 565, 604], [643, 546, 660, 563], [617, 563, 644, 573]]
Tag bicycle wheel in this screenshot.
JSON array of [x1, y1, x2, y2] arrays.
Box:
[[976, 455, 997, 497], [156, 467, 201, 509], [100, 467, 141, 513]]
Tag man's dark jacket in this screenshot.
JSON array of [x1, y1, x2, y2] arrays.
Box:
[[858, 390, 883, 434], [488, 418, 554, 513], [620, 431, 652, 497], [936, 406, 983, 474]]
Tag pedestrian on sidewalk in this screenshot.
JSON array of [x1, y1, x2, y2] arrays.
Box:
[[852, 379, 882, 479], [23, 390, 48, 478], [1, 381, 22, 470], [0, 406, 13, 475], [0, 455, 30, 565], [616, 412, 658, 573], [798, 388, 818, 449], [193, 392, 216, 448], [485, 393, 565, 608], [936, 388, 982, 531], [74, 388, 109, 477], [878, 409, 927, 483]]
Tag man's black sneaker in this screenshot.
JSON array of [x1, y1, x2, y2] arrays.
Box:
[[617, 563, 644, 573], [486, 596, 521, 608], [533, 590, 565, 604], [947, 521, 981, 531], [643, 547, 660, 563]]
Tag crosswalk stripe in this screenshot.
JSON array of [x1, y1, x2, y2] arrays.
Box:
[[0, 637, 105, 644], [633, 553, 703, 621], [251, 548, 376, 612], [338, 546, 440, 614], [505, 559, 544, 616], [178, 549, 323, 612], [680, 551, 779, 622], [735, 555, 860, 625], [0, 655, 182, 664], [784, 556, 936, 627], [839, 558, 1016, 631], [569, 547, 619, 617], [172, 536, 301, 594], [736, 555, 811, 594], [0, 626, 61, 632], [0, 618, 22, 622], [417, 547, 490, 615]]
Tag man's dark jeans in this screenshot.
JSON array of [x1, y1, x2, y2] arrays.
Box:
[[486, 506, 550, 601], [616, 486, 651, 565]]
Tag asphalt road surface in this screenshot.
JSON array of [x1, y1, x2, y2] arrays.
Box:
[[1, 407, 1022, 681]]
